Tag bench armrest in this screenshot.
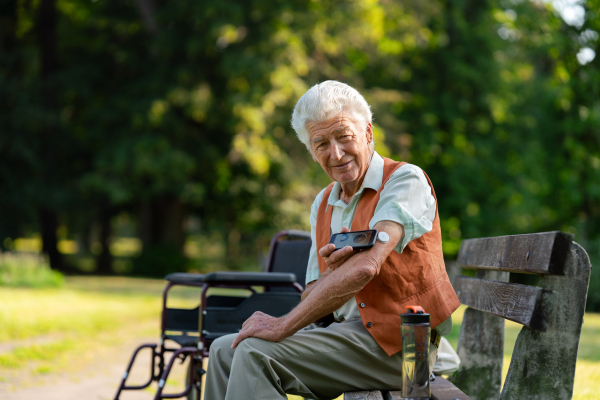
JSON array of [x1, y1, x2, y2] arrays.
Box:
[[202, 271, 297, 285], [164, 272, 206, 284], [165, 271, 299, 287]]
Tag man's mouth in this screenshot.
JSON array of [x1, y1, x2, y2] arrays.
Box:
[[333, 161, 352, 170]]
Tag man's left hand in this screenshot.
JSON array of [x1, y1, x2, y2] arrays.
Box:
[[231, 311, 291, 348]]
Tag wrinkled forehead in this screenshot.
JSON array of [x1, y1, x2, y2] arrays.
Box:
[[306, 110, 367, 137]]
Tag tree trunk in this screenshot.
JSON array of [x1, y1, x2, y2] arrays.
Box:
[[133, 0, 158, 33], [96, 205, 113, 275], [37, 0, 58, 78], [140, 195, 185, 252], [1, 0, 19, 75], [39, 208, 63, 270], [36, 0, 61, 269]]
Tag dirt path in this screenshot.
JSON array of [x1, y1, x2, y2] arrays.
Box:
[[0, 332, 192, 400], [1, 359, 152, 400]]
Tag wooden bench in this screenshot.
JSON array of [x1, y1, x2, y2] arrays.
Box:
[[344, 231, 592, 400]]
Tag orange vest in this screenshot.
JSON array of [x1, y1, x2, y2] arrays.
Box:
[[316, 157, 460, 356]]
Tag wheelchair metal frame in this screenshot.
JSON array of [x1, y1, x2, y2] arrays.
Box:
[[114, 230, 308, 400]]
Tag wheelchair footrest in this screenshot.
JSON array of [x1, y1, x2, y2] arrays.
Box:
[[114, 343, 159, 399]]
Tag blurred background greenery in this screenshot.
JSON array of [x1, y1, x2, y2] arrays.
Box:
[[0, 0, 599, 308]]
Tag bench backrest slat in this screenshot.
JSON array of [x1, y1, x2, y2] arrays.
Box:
[[454, 276, 556, 331], [457, 231, 573, 275]]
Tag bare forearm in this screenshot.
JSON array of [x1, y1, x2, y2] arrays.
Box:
[[300, 281, 317, 302], [287, 264, 370, 330], [286, 220, 404, 332], [300, 269, 331, 301]]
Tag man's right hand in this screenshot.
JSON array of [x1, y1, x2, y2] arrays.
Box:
[[319, 226, 355, 271], [302, 226, 356, 302]]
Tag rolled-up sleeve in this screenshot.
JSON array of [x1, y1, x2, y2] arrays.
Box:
[[305, 189, 325, 285], [369, 164, 436, 253]]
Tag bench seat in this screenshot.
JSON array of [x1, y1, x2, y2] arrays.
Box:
[[345, 376, 472, 399]]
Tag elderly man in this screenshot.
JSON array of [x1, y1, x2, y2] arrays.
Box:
[[204, 81, 460, 400]]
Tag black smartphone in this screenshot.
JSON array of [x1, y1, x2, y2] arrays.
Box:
[[329, 229, 378, 251]]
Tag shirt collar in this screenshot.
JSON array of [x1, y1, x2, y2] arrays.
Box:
[[327, 151, 384, 205]]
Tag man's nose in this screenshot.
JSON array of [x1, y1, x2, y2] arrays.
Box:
[[330, 141, 344, 160]]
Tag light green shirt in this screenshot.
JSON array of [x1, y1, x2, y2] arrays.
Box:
[[306, 152, 452, 335]]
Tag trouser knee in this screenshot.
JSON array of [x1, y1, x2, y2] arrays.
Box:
[[231, 337, 274, 361], [208, 334, 236, 364]]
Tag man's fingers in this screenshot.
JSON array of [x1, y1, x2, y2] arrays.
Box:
[[319, 243, 336, 257], [328, 246, 353, 263], [330, 252, 354, 270], [320, 228, 349, 257], [231, 331, 245, 348], [231, 325, 254, 349]]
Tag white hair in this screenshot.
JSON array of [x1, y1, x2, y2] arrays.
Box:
[[291, 81, 373, 152]]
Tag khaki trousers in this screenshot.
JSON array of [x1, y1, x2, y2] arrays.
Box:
[[204, 320, 438, 400]]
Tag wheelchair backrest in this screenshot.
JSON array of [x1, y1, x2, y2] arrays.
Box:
[[266, 230, 311, 292], [165, 306, 200, 333]]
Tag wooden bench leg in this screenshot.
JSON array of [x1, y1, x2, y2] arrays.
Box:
[[450, 270, 509, 400]]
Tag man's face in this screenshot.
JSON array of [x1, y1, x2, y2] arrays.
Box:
[[307, 111, 373, 188]]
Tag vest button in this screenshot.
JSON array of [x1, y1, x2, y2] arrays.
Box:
[[360, 303, 366, 308], [366, 322, 373, 328]]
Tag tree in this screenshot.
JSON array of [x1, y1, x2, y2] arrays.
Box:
[[1, 0, 597, 300]]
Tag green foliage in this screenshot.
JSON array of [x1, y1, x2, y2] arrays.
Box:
[[0, 1, 598, 307], [0, 252, 65, 288], [584, 250, 600, 312], [131, 244, 188, 278]]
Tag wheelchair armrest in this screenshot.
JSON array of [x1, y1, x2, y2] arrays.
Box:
[[164, 272, 206, 284], [202, 271, 297, 286]]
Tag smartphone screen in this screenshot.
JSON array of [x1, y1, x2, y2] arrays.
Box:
[[329, 229, 377, 251]]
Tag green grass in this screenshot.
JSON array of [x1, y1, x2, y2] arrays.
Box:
[[0, 252, 64, 288], [0, 285, 158, 343], [0, 276, 246, 394], [0, 339, 76, 368], [0, 277, 598, 399], [0, 280, 164, 377]]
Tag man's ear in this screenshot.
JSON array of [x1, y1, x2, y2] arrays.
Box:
[[366, 123, 374, 143]]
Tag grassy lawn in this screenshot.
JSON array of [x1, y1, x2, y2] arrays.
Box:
[[0, 277, 201, 394], [1, 277, 598, 399]]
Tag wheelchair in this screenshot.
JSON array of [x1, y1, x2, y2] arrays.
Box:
[[114, 230, 311, 400]]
